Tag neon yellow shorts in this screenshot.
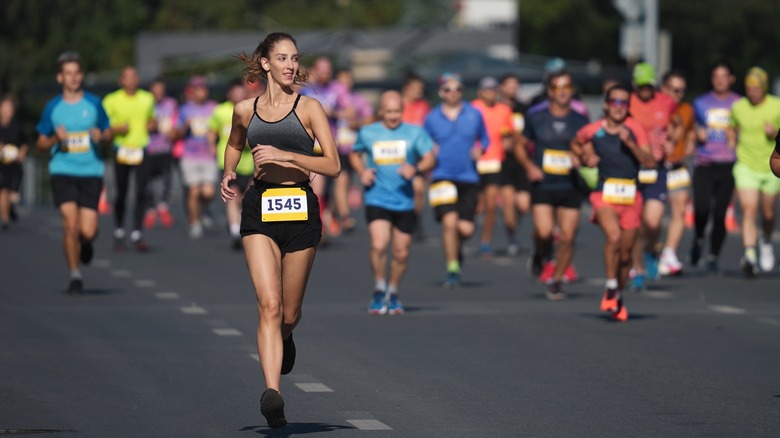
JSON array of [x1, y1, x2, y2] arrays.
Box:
[[733, 161, 780, 195]]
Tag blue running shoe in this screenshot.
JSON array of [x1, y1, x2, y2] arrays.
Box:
[[479, 243, 492, 260], [368, 291, 387, 315], [644, 251, 659, 279], [444, 271, 461, 289], [387, 294, 405, 315], [632, 273, 646, 291]]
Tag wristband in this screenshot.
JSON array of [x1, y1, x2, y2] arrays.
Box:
[[415, 165, 422, 176]]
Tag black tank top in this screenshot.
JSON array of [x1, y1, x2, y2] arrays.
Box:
[[246, 94, 314, 156]]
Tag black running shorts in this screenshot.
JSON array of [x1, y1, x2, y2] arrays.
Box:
[[50, 175, 103, 210], [365, 206, 417, 234], [432, 180, 479, 223]]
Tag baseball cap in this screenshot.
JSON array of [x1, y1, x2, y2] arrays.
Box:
[[745, 66, 768, 91], [544, 57, 566, 75], [438, 72, 462, 87], [478, 76, 499, 90], [187, 75, 208, 88], [633, 62, 656, 86]]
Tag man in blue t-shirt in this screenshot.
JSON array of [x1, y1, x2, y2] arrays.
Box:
[[424, 72, 489, 288], [36, 52, 112, 295], [351, 91, 435, 315]]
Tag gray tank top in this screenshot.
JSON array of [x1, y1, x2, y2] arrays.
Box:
[[246, 94, 314, 156]]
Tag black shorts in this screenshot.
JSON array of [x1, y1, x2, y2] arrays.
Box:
[[365, 206, 417, 234], [240, 180, 322, 254], [145, 153, 172, 179], [339, 152, 352, 173], [531, 187, 583, 209], [50, 175, 103, 210], [479, 171, 502, 188], [500, 154, 530, 191], [0, 163, 23, 191], [432, 180, 480, 223]]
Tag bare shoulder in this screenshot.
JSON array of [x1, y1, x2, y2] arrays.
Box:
[[297, 95, 324, 113], [233, 97, 256, 117]]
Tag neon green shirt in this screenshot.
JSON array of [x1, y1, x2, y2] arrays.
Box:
[[730, 94, 780, 172], [209, 101, 254, 176], [102, 89, 155, 149]]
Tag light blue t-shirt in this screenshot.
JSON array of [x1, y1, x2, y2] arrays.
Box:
[[36, 92, 109, 177], [353, 122, 434, 211]]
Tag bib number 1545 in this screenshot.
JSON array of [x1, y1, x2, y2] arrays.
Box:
[[261, 188, 308, 222]]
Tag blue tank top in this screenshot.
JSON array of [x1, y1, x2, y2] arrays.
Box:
[[246, 94, 314, 156]]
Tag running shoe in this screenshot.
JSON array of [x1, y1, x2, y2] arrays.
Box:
[[759, 240, 775, 272], [658, 252, 683, 276], [260, 388, 287, 429], [387, 294, 405, 315], [113, 237, 126, 253], [538, 260, 556, 283], [600, 288, 620, 312], [631, 272, 646, 291], [644, 251, 659, 279], [143, 210, 157, 229], [9, 204, 17, 222], [79, 238, 94, 265], [189, 223, 203, 239], [158, 207, 174, 228], [612, 301, 629, 322], [562, 263, 578, 283], [688, 239, 703, 267], [67, 278, 83, 295], [132, 239, 149, 253], [705, 256, 719, 276], [368, 291, 387, 315], [527, 253, 544, 277], [545, 281, 565, 301], [281, 333, 296, 375], [507, 239, 520, 257], [443, 271, 461, 289], [740, 257, 757, 279], [232, 237, 243, 251], [478, 243, 492, 260]]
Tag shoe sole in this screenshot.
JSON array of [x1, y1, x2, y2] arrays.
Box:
[[368, 308, 388, 315], [387, 308, 405, 315], [260, 390, 287, 429], [546, 291, 565, 301]]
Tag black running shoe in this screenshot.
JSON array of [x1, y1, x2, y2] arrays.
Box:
[[67, 278, 83, 295], [281, 333, 296, 375], [688, 239, 702, 267], [232, 237, 243, 251], [260, 389, 287, 429], [545, 281, 565, 301], [528, 253, 543, 277], [740, 257, 757, 279], [80, 239, 94, 264], [9, 204, 17, 222]]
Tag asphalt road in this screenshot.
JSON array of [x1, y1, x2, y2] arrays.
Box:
[[2, 203, 780, 437]]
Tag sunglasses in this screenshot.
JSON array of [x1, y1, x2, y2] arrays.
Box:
[[442, 86, 463, 93], [668, 87, 686, 95], [549, 83, 573, 91], [608, 98, 629, 108]]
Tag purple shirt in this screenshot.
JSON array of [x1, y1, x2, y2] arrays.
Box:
[[148, 97, 178, 155], [301, 81, 350, 136], [693, 92, 740, 166], [177, 100, 217, 160]]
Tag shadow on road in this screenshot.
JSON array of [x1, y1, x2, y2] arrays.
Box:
[[241, 422, 355, 436]]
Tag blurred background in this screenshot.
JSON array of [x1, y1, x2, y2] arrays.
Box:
[[3, 0, 780, 203]]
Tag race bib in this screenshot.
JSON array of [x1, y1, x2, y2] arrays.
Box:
[[706, 108, 730, 130], [512, 113, 525, 133], [602, 178, 637, 205], [542, 149, 572, 175], [65, 132, 90, 154], [428, 181, 458, 207], [372, 140, 407, 166], [1, 144, 19, 164], [313, 140, 323, 156], [116, 147, 144, 165], [638, 169, 658, 184], [190, 117, 209, 137], [158, 117, 173, 135], [261, 187, 308, 222], [477, 159, 502, 175], [337, 125, 357, 147], [666, 167, 691, 190]]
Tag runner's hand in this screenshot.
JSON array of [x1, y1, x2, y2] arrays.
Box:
[[765, 122, 776, 137], [618, 127, 633, 145], [221, 172, 236, 202], [584, 153, 599, 168], [570, 153, 582, 169], [360, 168, 376, 187], [252, 144, 292, 165], [470, 146, 483, 161], [526, 164, 544, 182], [90, 128, 102, 144], [398, 163, 416, 181]]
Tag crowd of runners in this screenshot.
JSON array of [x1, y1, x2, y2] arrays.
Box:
[[3, 31, 780, 428]]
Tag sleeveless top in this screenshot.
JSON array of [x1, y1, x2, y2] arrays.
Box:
[[246, 94, 314, 156]]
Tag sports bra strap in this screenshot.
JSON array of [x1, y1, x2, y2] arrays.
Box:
[[252, 95, 261, 114], [292, 93, 302, 109]]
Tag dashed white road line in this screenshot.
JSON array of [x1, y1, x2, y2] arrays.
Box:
[[181, 305, 208, 315], [213, 328, 242, 336], [92, 259, 111, 268], [347, 419, 392, 431], [111, 269, 132, 278], [249, 353, 259, 362], [295, 383, 333, 393], [708, 305, 747, 315], [758, 318, 780, 327], [134, 279, 156, 288], [155, 292, 180, 300]]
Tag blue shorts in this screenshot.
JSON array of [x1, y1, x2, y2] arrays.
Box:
[[639, 165, 668, 203]]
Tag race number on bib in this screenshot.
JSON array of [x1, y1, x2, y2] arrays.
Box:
[[638, 169, 658, 184], [157, 117, 173, 135], [190, 117, 209, 137], [116, 147, 144, 166], [1, 144, 19, 164], [372, 140, 407, 166], [428, 181, 458, 207], [666, 167, 691, 190], [602, 178, 637, 205], [706, 108, 730, 130], [542, 149, 572, 175], [337, 125, 357, 147], [477, 159, 502, 175], [65, 132, 91, 154], [261, 187, 308, 222]]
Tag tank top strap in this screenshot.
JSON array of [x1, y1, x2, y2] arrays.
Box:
[[252, 95, 261, 117], [292, 93, 302, 110]]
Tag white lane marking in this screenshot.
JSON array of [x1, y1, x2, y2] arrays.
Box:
[[134, 279, 156, 288], [111, 269, 132, 278], [213, 328, 242, 336], [347, 420, 392, 431], [642, 291, 674, 299], [92, 259, 111, 268], [758, 318, 780, 327], [249, 354, 259, 362], [708, 305, 747, 315], [155, 292, 180, 300], [181, 305, 208, 315], [584, 278, 607, 286], [295, 383, 334, 393]]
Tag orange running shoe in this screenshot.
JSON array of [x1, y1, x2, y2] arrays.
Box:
[[684, 201, 695, 229], [158, 207, 174, 229], [562, 263, 578, 283], [725, 203, 738, 233], [612, 302, 628, 321], [600, 289, 620, 312], [538, 260, 556, 283], [144, 210, 157, 229]]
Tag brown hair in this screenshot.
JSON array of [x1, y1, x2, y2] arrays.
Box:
[[238, 32, 308, 86], [57, 51, 82, 73]]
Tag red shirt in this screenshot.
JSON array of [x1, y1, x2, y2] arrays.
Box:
[[471, 99, 514, 162], [402, 99, 431, 126], [629, 91, 677, 162]]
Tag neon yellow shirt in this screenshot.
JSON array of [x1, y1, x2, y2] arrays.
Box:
[[730, 94, 780, 172], [102, 89, 155, 149], [209, 101, 254, 176]]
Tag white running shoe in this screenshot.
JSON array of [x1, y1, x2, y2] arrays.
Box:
[[759, 240, 775, 272], [658, 250, 683, 276]]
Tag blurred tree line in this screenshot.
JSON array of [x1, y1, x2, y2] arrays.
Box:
[[2, 0, 780, 98]]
